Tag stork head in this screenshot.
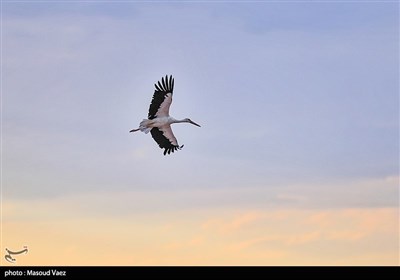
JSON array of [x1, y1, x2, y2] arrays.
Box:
[[184, 118, 201, 127]]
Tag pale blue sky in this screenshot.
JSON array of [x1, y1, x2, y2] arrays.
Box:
[[3, 1, 399, 210]]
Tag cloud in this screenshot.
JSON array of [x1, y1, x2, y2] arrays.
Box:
[[2, 176, 398, 226], [286, 231, 322, 245], [217, 212, 263, 234], [3, 196, 398, 265]]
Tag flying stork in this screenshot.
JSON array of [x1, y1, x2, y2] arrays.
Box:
[[130, 75, 201, 155]]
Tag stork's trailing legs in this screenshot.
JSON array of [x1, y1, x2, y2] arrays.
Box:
[[130, 119, 153, 134]]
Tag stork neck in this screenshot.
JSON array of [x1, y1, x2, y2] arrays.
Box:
[[172, 118, 186, 124]]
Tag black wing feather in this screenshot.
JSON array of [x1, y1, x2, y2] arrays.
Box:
[[155, 83, 162, 92], [148, 75, 174, 119], [150, 128, 181, 155], [161, 76, 166, 89]]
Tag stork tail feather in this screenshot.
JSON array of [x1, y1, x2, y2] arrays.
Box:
[[130, 119, 153, 134], [139, 119, 152, 134]]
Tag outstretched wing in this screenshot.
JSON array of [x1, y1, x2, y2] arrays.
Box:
[[150, 126, 183, 155], [148, 75, 174, 120]]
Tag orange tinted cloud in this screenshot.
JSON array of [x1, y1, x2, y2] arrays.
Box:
[[2, 193, 399, 266]]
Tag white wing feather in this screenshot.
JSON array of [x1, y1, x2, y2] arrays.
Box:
[[155, 93, 172, 118], [159, 124, 179, 146]]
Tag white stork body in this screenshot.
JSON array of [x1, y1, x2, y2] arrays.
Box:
[[130, 75, 200, 155]]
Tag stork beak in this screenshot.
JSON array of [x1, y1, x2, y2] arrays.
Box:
[[189, 120, 201, 127]]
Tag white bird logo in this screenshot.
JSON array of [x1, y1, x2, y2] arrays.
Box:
[[130, 75, 201, 155]]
